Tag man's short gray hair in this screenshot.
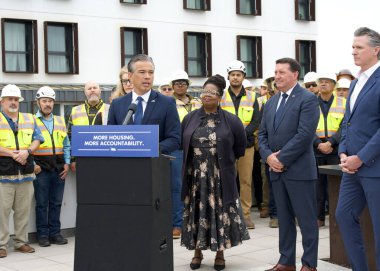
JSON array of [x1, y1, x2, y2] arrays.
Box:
[[127, 54, 155, 72], [354, 27, 380, 59]]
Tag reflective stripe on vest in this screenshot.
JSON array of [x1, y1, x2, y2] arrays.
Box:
[[33, 115, 67, 156], [71, 103, 109, 126], [176, 98, 202, 122], [220, 90, 256, 127], [0, 113, 35, 152], [316, 96, 346, 138]]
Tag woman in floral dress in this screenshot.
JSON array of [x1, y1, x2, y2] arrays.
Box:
[[181, 74, 250, 271]]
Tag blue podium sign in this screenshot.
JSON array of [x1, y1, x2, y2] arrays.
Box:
[[71, 125, 159, 157]]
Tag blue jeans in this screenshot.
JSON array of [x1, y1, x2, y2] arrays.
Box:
[[33, 170, 65, 238], [170, 150, 183, 228]]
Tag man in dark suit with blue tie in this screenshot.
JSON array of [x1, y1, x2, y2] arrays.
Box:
[[259, 58, 320, 271], [107, 54, 181, 154], [336, 27, 380, 271]]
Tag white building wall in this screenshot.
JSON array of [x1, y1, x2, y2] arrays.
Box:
[[0, 0, 317, 88]]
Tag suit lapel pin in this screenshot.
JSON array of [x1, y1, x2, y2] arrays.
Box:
[[151, 100, 156, 103], [292, 94, 295, 97]]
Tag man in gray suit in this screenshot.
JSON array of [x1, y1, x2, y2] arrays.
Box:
[[259, 58, 320, 271]]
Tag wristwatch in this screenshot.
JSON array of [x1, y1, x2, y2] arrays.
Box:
[[27, 149, 32, 155]]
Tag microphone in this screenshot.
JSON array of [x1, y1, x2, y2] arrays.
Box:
[[122, 102, 137, 125]]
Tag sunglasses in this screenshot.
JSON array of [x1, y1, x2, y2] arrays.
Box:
[[161, 87, 173, 91], [305, 82, 317, 88]]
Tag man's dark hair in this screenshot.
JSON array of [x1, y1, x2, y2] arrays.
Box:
[[127, 54, 155, 73], [354, 27, 380, 60], [276, 58, 301, 79]]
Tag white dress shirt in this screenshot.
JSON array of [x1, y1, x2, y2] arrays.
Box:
[[132, 90, 151, 114], [350, 61, 380, 111], [276, 83, 297, 111]]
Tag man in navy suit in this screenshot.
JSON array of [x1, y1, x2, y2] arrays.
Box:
[[259, 58, 320, 271], [107, 54, 180, 154], [336, 27, 380, 271]]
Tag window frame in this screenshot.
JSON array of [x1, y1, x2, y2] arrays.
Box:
[[120, 27, 148, 67], [295, 40, 316, 80], [183, 0, 211, 11], [295, 0, 315, 21], [236, 0, 261, 16], [237, 35, 262, 78], [44, 21, 79, 74], [184, 31, 212, 78], [119, 0, 147, 4], [1, 18, 38, 73]]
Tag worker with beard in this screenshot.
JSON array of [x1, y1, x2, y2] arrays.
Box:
[[220, 60, 260, 229], [67, 81, 109, 172], [33, 86, 71, 247]]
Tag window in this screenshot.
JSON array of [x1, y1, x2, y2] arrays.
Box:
[[44, 22, 79, 74], [295, 0, 315, 21], [1, 18, 38, 73], [295, 40, 316, 79], [236, 0, 261, 15], [184, 0, 210, 11], [184, 32, 212, 77], [120, 27, 148, 67], [120, 0, 147, 4], [237, 36, 262, 78]]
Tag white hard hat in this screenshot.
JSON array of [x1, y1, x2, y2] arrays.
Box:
[[0, 84, 24, 101], [317, 72, 337, 83], [36, 86, 56, 100], [336, 78, 351, 89], [170, 70, 191, 84], [243, 79, 253, 88], [260, 79, 268, 87], [303, 72, 319, 84], [227, 60, 246, 74]]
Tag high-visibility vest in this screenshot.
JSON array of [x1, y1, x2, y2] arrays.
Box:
[[257, 95, 270, 111], [316, 96, 346, 138], [71, 103, 109, 125], [0, 112, 35, 152], [33, 115, 66, 156], [0, 112, 36, 176], [220, 89, 256, 127], [176, 97, 202, 122]]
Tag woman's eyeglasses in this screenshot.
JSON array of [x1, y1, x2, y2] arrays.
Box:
[[161, 87, 173, 91], [200, 89, 219, 97], [121, 79, 130, 84]]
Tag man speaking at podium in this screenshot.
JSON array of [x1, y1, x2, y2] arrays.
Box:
[[107, 54, 181, 154]]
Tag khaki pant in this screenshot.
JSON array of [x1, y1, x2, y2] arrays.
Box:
[[0, 181, 34, 250], [237, 146, 255, 219], [261, 162, 269, 207]]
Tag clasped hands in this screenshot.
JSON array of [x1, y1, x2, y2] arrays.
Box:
[[12, 150, 29, 165], [339, 153, 363, 174], [267, 151, 285, 172]]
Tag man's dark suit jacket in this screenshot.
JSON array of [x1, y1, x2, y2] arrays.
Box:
[[107, 91, 181, 154], [181, 107, 246, 205], [339, 66, 380, 177], [258, 83, 320, 181]]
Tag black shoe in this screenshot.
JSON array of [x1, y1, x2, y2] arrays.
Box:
[[50, 235, 68, 245], [38, 236, 50, 247]]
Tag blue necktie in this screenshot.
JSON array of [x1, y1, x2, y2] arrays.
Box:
[[133, 96, 144, 125], [274, 93, 289, 129]]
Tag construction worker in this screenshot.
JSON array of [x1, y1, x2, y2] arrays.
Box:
[[33, 86, 71, 247], [67, 81, 109, 172], [303, 71, 320, 95], [336, 78, 351, 99], [314, 72, 346, 227], [0, 84, 43, 258], [336, 68, 355, 81], [243, 79, 254, 92], [169, 70, 201, 239], [220, 60, 260, 229]]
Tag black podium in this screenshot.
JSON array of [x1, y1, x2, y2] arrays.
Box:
[[74, 156, 173, 271]]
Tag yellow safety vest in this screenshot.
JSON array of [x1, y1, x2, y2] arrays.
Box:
[[71, 103, 110, 125], [220, 89, 256, 127], [0, 113, 35, 152], [316, 96, 346, 138], [176, 97, 202, 122], [33, 115, 67, 156]]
